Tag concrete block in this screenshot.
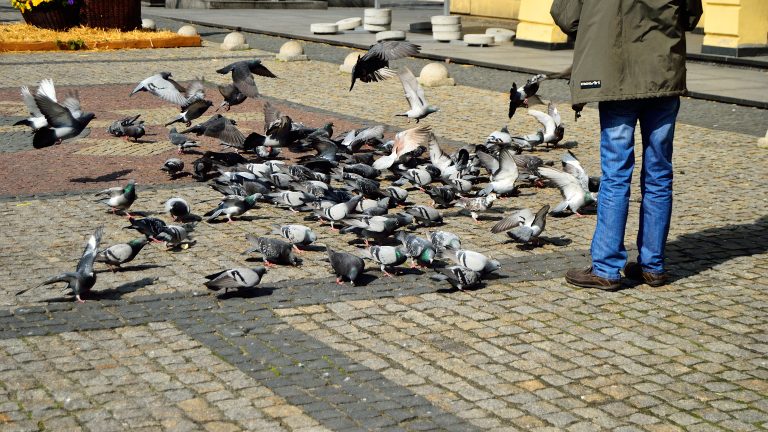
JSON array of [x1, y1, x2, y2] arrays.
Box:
[[310, 23, 339, 34], [432, 23, 461, 32], [486, 27, 515, 42], [364, 16, 392, 25], [375, 30, 406, 42], [336, 17, 362, 31], [433, 31, 462, 42], [431, 15, 461, 25], [364, 8, 391, 17], [364, 23, 391, 32], [464, 34, 494, 46]]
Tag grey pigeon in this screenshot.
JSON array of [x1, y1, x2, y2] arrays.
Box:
[[400, 168, 433, 189], [394, 231, 435, 268], [538, 167, 597, 215], [95, 180, 136, 215], [361, 245, 407, 277], [327, 247, 365, 285], [509, 73, 547, 119], [164, 198, 191, 221], [32, 90, 95, 149], [372, 125, 431, 171], [130, 72, 205, 107], [314, 195, 363, 229], [15, 79, 57, 131], [205, 267, 267, 293], [431, 265, 482, 291], [124, 217, 166, 240], [244, 235, 299, 267], [107, 114, 141, 137], [17, 226, 103, 303], [350, 41, 420, 91], [205, 194, 261, 222], [161, 158, 185, 178], [442, 248, 501, 275], [340, 215, 399, 245], [429, 231, 462, 253], [169, 127, 199, 154], [406, 205, 443, 226], [216, 59, 277, 99], [518, 102, 564, 147], [424, 185, 456, 208], [156, 223, 195, 250], [395, 67, 439, 123], [454, 193, 497, 223], [477, 149, 519, 196], [492, 204, 549, 244], [268, 191, 316, 212], [217, 83, 246, 112], [181, 114, 245, 147], [271, 224, 317, 252], [166, 99, 213, 127], [340, 125, 385, 152], [385, 186, 409, 206], [96, 238, 148, 271], [121, 122, 146, 142]]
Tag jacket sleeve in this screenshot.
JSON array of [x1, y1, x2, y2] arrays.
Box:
[[550, 0, 583, 37], [681, 0, 703, 32]]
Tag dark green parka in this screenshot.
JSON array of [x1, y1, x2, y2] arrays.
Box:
[[551, 0, 703, 105]]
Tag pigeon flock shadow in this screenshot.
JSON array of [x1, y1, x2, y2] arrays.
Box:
[[70, 169, 133, 184], [216, 287, 276, 300], [95, 264, 166, 274], [45, 277, 158, 302]]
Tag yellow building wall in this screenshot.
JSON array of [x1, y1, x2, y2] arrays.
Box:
[[450, 0, 521, 19], [515, 0, 568, 44], [703, 0, 768, 48]]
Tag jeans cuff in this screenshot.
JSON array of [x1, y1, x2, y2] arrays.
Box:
[[591, 267, 621, 282]]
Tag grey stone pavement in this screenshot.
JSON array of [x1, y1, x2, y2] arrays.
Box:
[[0, 6, 768, 432], [143, 4, 768, 109]]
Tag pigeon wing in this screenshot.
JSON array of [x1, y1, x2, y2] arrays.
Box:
[[370, 41, 421, 61], [491, 208, 533, 233], [527, 109, 555, 136], [33, 94, 75, 128], [207, 118, 245, 145], [532, 204, 550, 230], [37, 78, 57, 102], [21, 86, 43, 118], [76, 226, 104, 276], [548, 102, 562, 127], [398, 67, 425, 110], [538, 167, 583, 201], [393, 125, 431, 158], [561, 150, 589, 192], [232, 62, 261, 98], [61, 90, 83, 119], [495, 148, 519, 180], [248, 60, 277, 78], [146, 75, 188, 106], [475, 150, 499, 175]]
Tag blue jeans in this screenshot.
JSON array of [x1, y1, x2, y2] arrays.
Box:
[[591, 96, 680, 281]]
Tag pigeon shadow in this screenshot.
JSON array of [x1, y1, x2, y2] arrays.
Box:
[[297, 244, 327, 253], [70, 169, 133, 183], [88, 277, 158, 300], [206, 215, 264, 224], [435, 282, 487, 294], [95, 264, 166, 274], [350, 273, 377, 287], [216, 287, 275, 300]]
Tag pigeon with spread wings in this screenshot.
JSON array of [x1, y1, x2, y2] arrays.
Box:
[[216, 59, 277, 99], [350, 41, 421, 91]]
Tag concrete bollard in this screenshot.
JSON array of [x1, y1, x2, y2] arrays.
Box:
[[221, 32, 250, 51], [418, 63, 455, 87], [276, 40, 308, 62], [177, 25, 197, 36], [340, 51, 361, 74]]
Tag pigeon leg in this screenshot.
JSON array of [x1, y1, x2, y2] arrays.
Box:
[[382, 269, 394, 278], [185, 121, 192, 127], [574, 212, 585, 218], [293, 245, 304, 255], [289, 207, 298, 213], [471, 212, 480, 224], [75, 295, 85, 303], [335, 277, 345, 285], [264, 260, 276, 268], [151, 238, 164, 244], [363, 239, 370, 247]]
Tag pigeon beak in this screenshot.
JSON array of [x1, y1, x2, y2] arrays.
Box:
[[523, 98, 529, 107]]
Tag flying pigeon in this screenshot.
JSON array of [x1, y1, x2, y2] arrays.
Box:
[[509, 73, 547, 119], [130, 72, 205, 107], [165, 99, 214, 127], [372, 125, 431, 170], [360, 246, 407, 277], [95, 238, 148, 271], [350, 41, 421, 91], [169, 127, 199, 154], [204, 267, 267, 293], [95, 180, 136, 215], [205, 194, 261, 222], [538, 166, 597, 216], [395, 67, 439, 123], [327, 247, 365, 285], [492, 204, 550, 244], [244, 235, 299, 267], [17, 226, 104, 303], [217, 83, 246, 112], [15, 78, 58, 131], [181, 114, 245, 148], [216, 59, 277, 99], [31, 90, 95, 149]]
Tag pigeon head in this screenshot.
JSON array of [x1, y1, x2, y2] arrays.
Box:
[[253, 266, 268, 278], [307, 230, 318, 243], [585, 192, 598, 205], [81, 112, 96, 123], [485, 193, 498, 205], [487, 259, 501, 273], [129, 238, 149, 248], [160, 72, 173, 79], [245, 193, 262, 207], [418, 247, 435, 265]]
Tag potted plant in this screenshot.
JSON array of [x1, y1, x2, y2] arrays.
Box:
[[79, 0, 141, 31], [12, 0, 80, 30]]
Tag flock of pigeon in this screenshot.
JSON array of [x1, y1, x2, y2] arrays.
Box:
[[13, 40, 600, 303]]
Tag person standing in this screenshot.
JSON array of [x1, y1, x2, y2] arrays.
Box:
[[550, 0, 703, 290]]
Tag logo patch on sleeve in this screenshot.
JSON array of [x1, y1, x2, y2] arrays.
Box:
[[580, 80, 602, 89]]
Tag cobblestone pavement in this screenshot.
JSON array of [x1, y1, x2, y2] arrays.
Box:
[[0, 30, 767, 432]]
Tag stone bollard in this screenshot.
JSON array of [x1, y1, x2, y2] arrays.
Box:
[[431, 15, 462, 42], [486, 28, 516, 43], [276, 40, 308, 62], [141, 19, 156, 31], [364, 8, 391, 32], [418, 63, 455, 87], [758, 130, 768, 149], [464, 34, 495, 47], [339, 51, 361, 74], [375, 30, 406, 42], [310, 23, 339, 35], [177, 25, 197, 36], [221, 32, 249, 51]]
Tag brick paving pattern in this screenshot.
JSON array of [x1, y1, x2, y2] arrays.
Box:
[[0, 24, 766, 432]]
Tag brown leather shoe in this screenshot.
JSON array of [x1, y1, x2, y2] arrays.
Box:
[[565, 266, 621, 291], [624, 262, 668, 287]]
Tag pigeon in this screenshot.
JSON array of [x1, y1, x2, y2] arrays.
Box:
[[181, 114, 245, 147], [124, 217, 167, 240], [429, 230, 462, 253], [485, 125, 512, 145], [161, 158, 185, 178], [268, 191, 316, 212], [477, 148, 520, 196], [339, 125, 385, 152], [204, 267, 267, 293], [130, 72, 204, 107], [492, 204, 550, 244], [314, 195, 363, 229], [217, 83, 246, 112], [385, 186, 409, 206], [520, 102, 564, 147], [164, 197, 191, 221], [561, 150, 590, 193], [509, 73, 547, 119], [243, 102, 293, 150], [395, 67, 439, 123], [399, 168, 433, 189], [431, 266, 482, 291], [395, 231, 435, 268], [442, 248, 501, 275], [424, 185, 456, 208], [31, 90, 95, 149], [95, 180, 136, 215], [216, 59, 277, 99], [406, 205, 443, 226], [165, 99, 214, 127], [271, 224, 317, 252], [17, 226, 103, 303], [244, 235, 299, 267], [361, 246, 407, 277], [95, 238, 148, 271], [15, 78, 58, 131], [340, 215, 399, 245], [350, 41, 421, 91], [156, 223, 195, 250], [205, 194, 261, 222], [327, 247, 365, 285], [169, 127, 199, 154], [121, 122, 146, 142], [454, 193, 497, 223], [538, 166, 597, 216], [372, 125, 431, 170], [107, 114, 141, 137]]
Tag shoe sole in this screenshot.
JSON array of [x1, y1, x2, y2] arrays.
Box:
[[565, 276, 621, 291]]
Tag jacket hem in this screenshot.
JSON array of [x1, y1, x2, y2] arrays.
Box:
[[572, 90, 687, 105]]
